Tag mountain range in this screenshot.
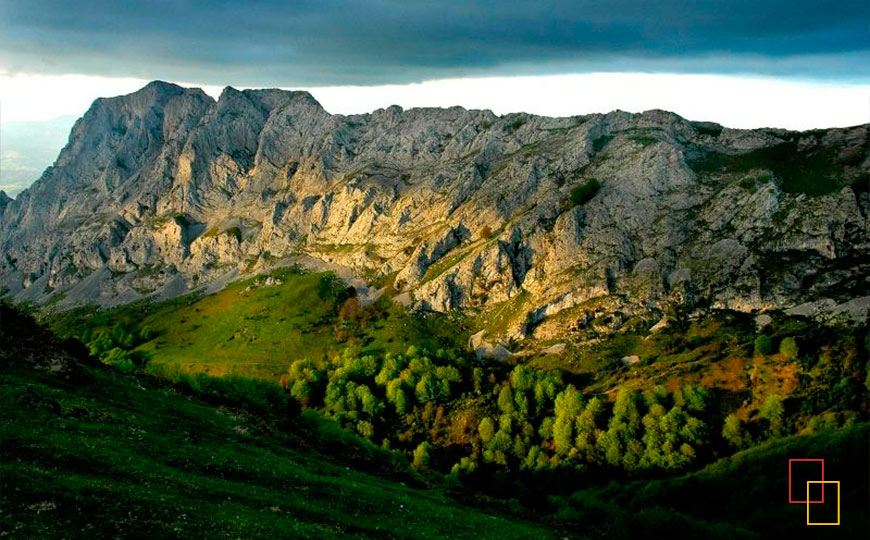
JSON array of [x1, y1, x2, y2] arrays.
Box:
[[1, 81, 867, 344]]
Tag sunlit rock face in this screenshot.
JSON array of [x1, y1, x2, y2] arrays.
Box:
[[2, 81, 868, 337]]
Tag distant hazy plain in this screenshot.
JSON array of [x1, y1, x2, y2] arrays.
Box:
[[0, 115, 75, 196]]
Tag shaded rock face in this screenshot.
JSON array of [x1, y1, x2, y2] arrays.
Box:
[[2, 81, 868, 338], [0, 191, 10, 217]]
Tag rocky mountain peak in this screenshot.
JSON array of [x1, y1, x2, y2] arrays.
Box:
[[217, 86, 324, 113], [85, 80, 211, 123], [131, 79, 191, 99]]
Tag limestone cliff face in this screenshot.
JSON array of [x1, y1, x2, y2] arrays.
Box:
[[2, 81, 868, 339]]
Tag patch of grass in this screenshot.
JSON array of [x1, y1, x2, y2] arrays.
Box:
[[474, 290, 531, 338], [43, 291, 67, 308], [149, 212, 191, 229], [626, 127, 663, 146], [567, 178, 601, 207], [172, 212, 190, 227], [628, 135, 658, 146], [311, 243, 363, 254], [591, 135, 612, 153], [693, 123, 724, 137], [138, 269, 340, 379], [517, 141, 543, 155], [225, 227, 242, 241], [419, 237, 493, 286], [504, 117, 526, 133], [51, 268, 470, 381], [738, 176, 757, 193], [689, 140, 845, 196], [202, 226, 242, 240]]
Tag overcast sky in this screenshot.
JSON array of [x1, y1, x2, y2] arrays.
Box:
[[1, 0, 868, 195], [2, 0, 868, 84]]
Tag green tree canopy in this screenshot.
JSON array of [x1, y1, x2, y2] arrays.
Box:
[[478, 417, 496, 443], [779, 337, 799, 360], [754, 334, 772, 355], [412, 441, 431, 471], [722, 413, 750, 448], [760, 394, 785, 436]]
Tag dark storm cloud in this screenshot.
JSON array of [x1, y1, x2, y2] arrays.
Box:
[[0, 0, 866, 84]]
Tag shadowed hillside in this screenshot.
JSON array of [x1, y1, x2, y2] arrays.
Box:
[[0, 303, 570, 539]]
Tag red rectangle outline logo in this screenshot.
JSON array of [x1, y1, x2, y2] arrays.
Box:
[[789, 459, 824, 504]]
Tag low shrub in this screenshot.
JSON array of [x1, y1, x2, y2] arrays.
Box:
[[568, 178, 601, 207]]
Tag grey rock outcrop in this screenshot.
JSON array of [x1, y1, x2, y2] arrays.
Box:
[[1, 81, 868, 340]]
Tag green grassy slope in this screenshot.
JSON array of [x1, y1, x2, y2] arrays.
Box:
[[51, 266, 470, 380], [0, 340, 568, 538]]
